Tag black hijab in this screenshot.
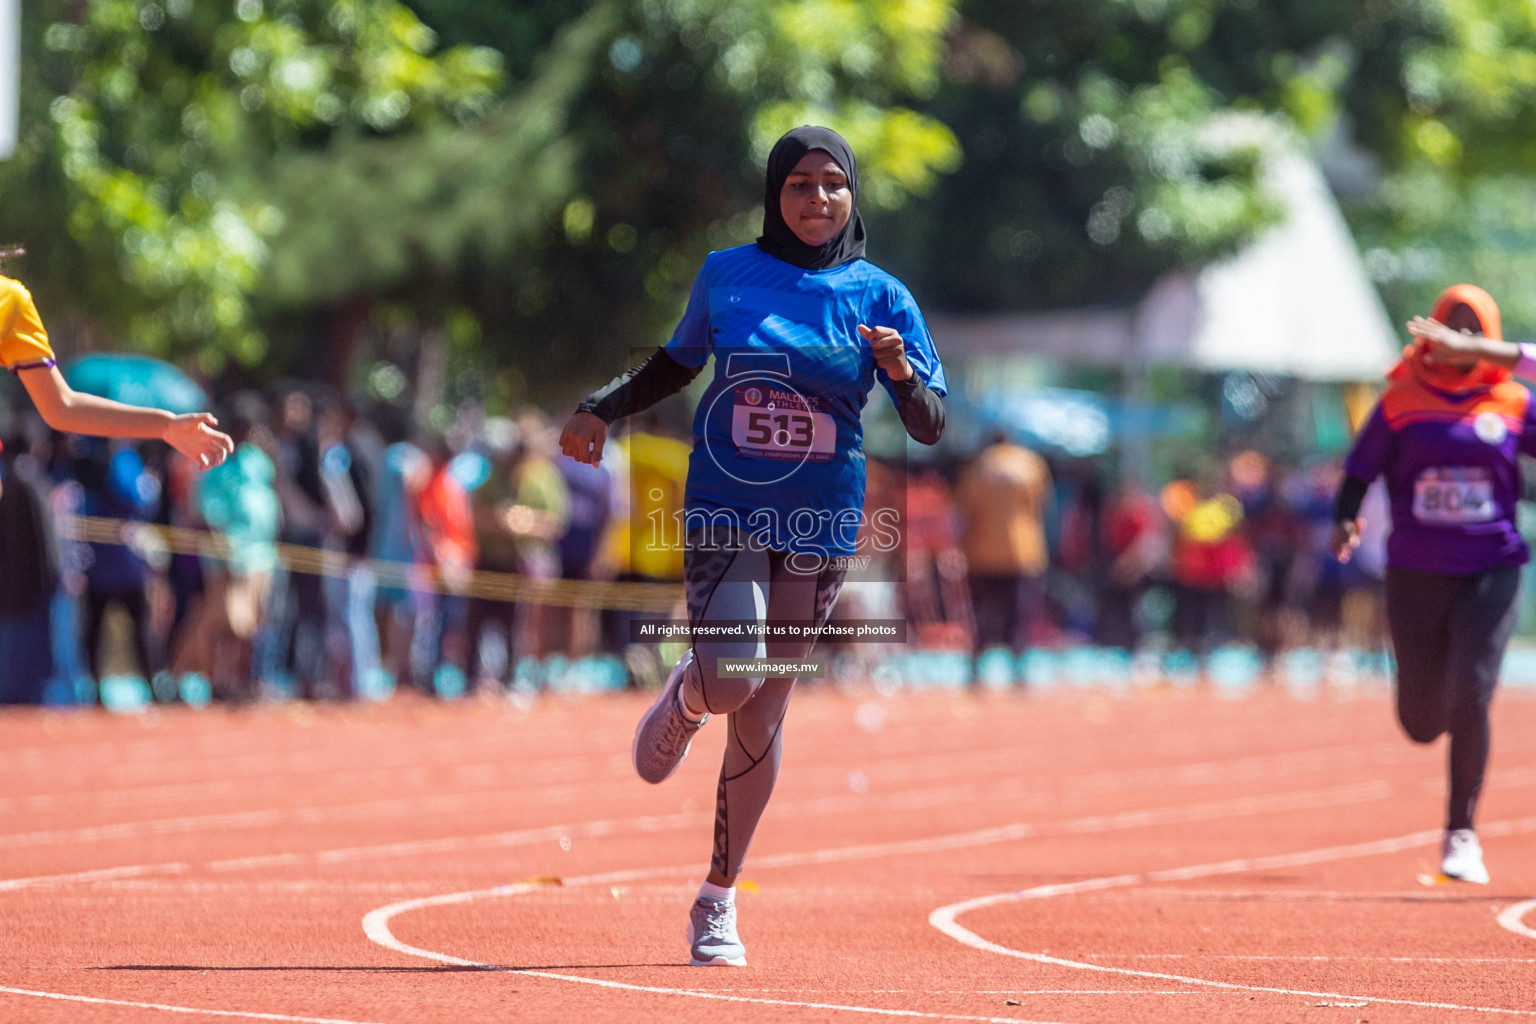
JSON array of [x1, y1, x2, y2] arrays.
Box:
[[756, 126, 867, 271]]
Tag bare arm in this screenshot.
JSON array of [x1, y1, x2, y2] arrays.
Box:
[[1407, 317, 1521, 368], [18, 364, 234, 468]]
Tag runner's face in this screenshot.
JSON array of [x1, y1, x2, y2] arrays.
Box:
[[780, 150, 852, 248]]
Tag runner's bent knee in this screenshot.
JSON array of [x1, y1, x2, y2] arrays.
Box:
[[1397, 704, 1446, 744], [691, 639, 765, 713]]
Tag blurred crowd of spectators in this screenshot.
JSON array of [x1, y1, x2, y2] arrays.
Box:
[[0, 386, 607, 704], [0, 386, 1392, 705], [894, 434, 1389, 668]]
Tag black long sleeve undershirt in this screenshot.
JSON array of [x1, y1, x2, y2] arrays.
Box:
[[1334, 473, 1370, 523], [576, 348, 702, 425], [889, 372, 945, 446], [576, 347, 945, 446]]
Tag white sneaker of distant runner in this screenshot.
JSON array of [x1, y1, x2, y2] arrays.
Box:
[[631, 649, 708, 785], [1441, 828, 1490, 884]]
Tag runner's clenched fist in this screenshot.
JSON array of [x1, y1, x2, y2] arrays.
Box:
[[858, 323, 914, 382]]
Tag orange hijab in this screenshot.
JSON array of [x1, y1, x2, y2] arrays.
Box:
[[1388, 283, 1508, 391]]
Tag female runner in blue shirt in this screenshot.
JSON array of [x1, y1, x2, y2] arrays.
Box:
[[560, 126, 946, 966]]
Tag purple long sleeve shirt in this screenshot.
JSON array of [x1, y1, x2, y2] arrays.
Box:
[[1344, 375, 1536, 575]]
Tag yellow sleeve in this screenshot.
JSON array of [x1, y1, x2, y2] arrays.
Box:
[[0, 278, 55, 371]]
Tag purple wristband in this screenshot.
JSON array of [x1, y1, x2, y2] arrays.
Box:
[[6, 357, 57, 377]]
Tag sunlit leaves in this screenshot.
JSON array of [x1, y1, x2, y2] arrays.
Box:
[[626, 0, 962, 211], [2, 0, 502, 364], [752, 100, 961, 208]]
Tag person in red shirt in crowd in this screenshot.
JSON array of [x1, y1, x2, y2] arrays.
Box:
[[905, 468, 974, 649], [1164, 466, 1255, 656], [412, 435, 477, 693], [1097, 476, 1164, 651]]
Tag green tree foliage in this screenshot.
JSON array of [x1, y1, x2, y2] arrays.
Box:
[[1359, 175, 1536, 338], [0, 0, 500, 370], [259, 4, 618, 308], [873, 0, 1360, 310], [352, 0, 965, 402], [1332, 1, 1536, 339], [11, 0, 1536, 389], [873, 0, 1536, 318]]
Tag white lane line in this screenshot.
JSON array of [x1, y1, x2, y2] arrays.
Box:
[[16, 780, 1388, 891], [694, 989, 1201, 995], [930, 815, 1536, 1016], [359, 781, 1392, 1022], [1496, 899, 1536, 940], [0, 731, 585, 794], [0, 753, 622, 824], [1071, 954, 1536, 964], [0, 722, 1412, 826], [95, 880, 449, 894], [0, 764, 1389, 890], [209, 811, 703, 872], [0, 733, 1392, 840], [1059, 741, 1406, 798], [362, 872, 1071, 1024], [0, 862, 188, 892], [1, 777, 1381, 891], [0, 786, 640, 853], [0, 985, 388, 1024]]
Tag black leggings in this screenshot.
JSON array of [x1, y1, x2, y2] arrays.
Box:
[[1385, 564, 1520, 832]]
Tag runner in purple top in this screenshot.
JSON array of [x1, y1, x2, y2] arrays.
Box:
[[1332, 284, 1532, 886]]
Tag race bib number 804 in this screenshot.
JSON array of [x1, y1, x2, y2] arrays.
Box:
[[731, 384, 837, 462], [1412, 467, 1496, 526]]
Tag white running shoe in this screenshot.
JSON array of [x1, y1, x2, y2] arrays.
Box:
[[631, 649, 707, 785], [686, 895, 747, 966], [1441, 828, 1490, 885]]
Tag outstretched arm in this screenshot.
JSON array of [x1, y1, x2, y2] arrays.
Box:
[[18, 364, 234, 468], [1407, 317, 1522, 370]]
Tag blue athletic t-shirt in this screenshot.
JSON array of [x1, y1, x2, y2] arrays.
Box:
[[664, 244, 946, 557]]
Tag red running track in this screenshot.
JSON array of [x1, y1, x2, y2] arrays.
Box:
[[1, 686, 1535, 1023]]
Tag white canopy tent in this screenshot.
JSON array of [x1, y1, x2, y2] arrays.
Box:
[[929, 144, 1401, 383]]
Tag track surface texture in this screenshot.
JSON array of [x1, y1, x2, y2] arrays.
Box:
[[3, 685, 1535, 1023]]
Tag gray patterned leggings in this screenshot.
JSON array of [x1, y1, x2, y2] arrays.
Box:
[[680, 524, 846, 880]]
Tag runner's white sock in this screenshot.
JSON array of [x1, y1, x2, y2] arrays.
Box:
[[698, 880, 735, 903]]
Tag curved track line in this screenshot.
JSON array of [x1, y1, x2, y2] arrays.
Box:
[[1496, 899, 1536, 940], [0, 985, 388, 1024], [361, 781, 1391, 1022], [362, 875, 1071, 1024], [930, 815, 1536, 1016]]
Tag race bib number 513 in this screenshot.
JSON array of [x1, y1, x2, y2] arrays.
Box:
[[1412, 467, 1496, 525], [731, 384, 837, 462]]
